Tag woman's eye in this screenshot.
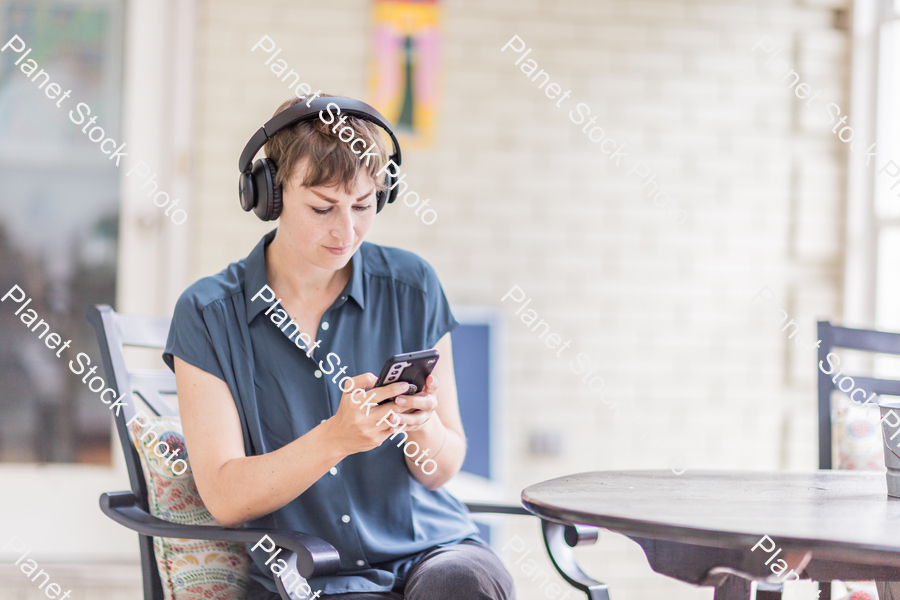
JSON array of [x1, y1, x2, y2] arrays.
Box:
[[311, 204, 371, 215]]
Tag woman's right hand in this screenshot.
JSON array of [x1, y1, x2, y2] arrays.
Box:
[[327, 373, 412, 455]]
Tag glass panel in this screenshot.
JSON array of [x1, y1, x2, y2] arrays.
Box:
[[877, 227, 900, 331], [0, 0, 124, 464], [876, 21, 900, 220]]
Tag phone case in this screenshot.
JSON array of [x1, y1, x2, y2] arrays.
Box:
[[374, 349, 440, 404]]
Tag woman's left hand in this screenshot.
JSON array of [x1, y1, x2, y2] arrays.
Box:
[[389, 374, 438, 433]]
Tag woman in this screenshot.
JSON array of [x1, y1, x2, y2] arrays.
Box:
[[163, 95, 515, 600]]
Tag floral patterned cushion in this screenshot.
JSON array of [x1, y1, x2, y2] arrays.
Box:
[[129, 417, 250, 600], [831, 392, 885, 471]]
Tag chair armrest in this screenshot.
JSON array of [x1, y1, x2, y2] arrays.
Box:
[[464, 501, 599, 544], [465, 502, 532, 516], [100, 492, 341, 578]]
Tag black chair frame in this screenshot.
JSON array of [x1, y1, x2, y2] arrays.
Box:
[[809, 319, 900, 600], [816, 320, 900, 470], [88, 304, 610, 600]]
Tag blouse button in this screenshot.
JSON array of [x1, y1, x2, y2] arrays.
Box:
[[356, 560, 365, 567], [321, 322, 329, 330], [314, 370, 322, 378], [330, 467, 337, 475], [341, 514, 351, 523]]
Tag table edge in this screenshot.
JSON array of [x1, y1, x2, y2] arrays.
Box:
[[520, 493, 900, 568]]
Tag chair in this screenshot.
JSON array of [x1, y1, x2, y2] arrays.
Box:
[[87, 304, 610, 600], [641, 321, 900, 600], [814, 320, 900, 600], [817, 320, 900, 470]]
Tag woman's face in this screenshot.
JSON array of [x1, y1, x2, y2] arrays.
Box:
[[279, 161, 378, 271]]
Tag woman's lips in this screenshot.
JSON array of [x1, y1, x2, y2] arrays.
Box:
[[325, 245, 351, 256]]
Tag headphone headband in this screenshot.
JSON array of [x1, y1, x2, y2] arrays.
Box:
[[238, 97, 402, 175], [237, 96, 403, 222]]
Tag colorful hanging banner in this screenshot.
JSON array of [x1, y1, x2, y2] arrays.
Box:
[[368, 0, 441, 148]]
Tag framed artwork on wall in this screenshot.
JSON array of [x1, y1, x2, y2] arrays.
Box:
[[368, 0, 441, 149]]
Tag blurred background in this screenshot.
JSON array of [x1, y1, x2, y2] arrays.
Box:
[[1, 0, 899, 598]]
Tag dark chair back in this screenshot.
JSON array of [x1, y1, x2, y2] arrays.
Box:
[[816, 320, 900, 469], [88, 304, 176, 600]]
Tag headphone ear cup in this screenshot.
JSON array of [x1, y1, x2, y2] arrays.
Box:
[[376, 171, 397, 213], [250, 158, 282, 221], [239, 173, 256, 212], [265, 160, 283, 221]]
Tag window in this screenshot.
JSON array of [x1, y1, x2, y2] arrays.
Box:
[[0, 0, 124, 464], [875, 7, 900, 332]]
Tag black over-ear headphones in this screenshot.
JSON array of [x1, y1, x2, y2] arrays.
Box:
[[238, 97, 402, 221]]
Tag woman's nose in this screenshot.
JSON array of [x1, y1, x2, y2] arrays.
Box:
[[331, 208, 355, 240]]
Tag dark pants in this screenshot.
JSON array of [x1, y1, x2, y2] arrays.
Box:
[[246, 539, 515, 600]]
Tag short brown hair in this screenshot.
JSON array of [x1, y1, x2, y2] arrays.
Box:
[[264, 95, 391, 194]]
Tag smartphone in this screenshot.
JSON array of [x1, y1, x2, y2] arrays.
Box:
[[373, 349, 440, 405]]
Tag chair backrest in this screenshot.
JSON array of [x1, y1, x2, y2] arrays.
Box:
[[88, 305, 177, 500], [816, 320, 900, 469], [87, 304, 175, 600]]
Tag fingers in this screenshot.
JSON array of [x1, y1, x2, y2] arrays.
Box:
[[393, 375, 437, 407], [352, 373, 377, 390], [367, 381, 412, 404], [337, 374, 435, 444], [341, 375, 404, 405], [394, 375, 438, 407], [387, 381, 412, 397], [335, 375, 413, 451], [388, 409, 431, 431], [394, 393, 437, 412], [351, 381, 413, 414], [374, 407, 404, 429], [371, 401, 430, 432]]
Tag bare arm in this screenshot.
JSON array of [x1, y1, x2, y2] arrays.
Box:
[[174, 357, 409, 527]]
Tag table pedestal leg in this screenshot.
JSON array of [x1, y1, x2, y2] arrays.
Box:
[[540, 520, 610, 600], [755, 579, 782, 599], [712, 575, 752, 600]]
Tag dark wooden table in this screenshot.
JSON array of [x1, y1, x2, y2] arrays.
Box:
[[521, 470, 900, 600]]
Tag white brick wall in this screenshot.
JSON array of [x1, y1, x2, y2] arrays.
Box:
[[188, 0, 850, 598]]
